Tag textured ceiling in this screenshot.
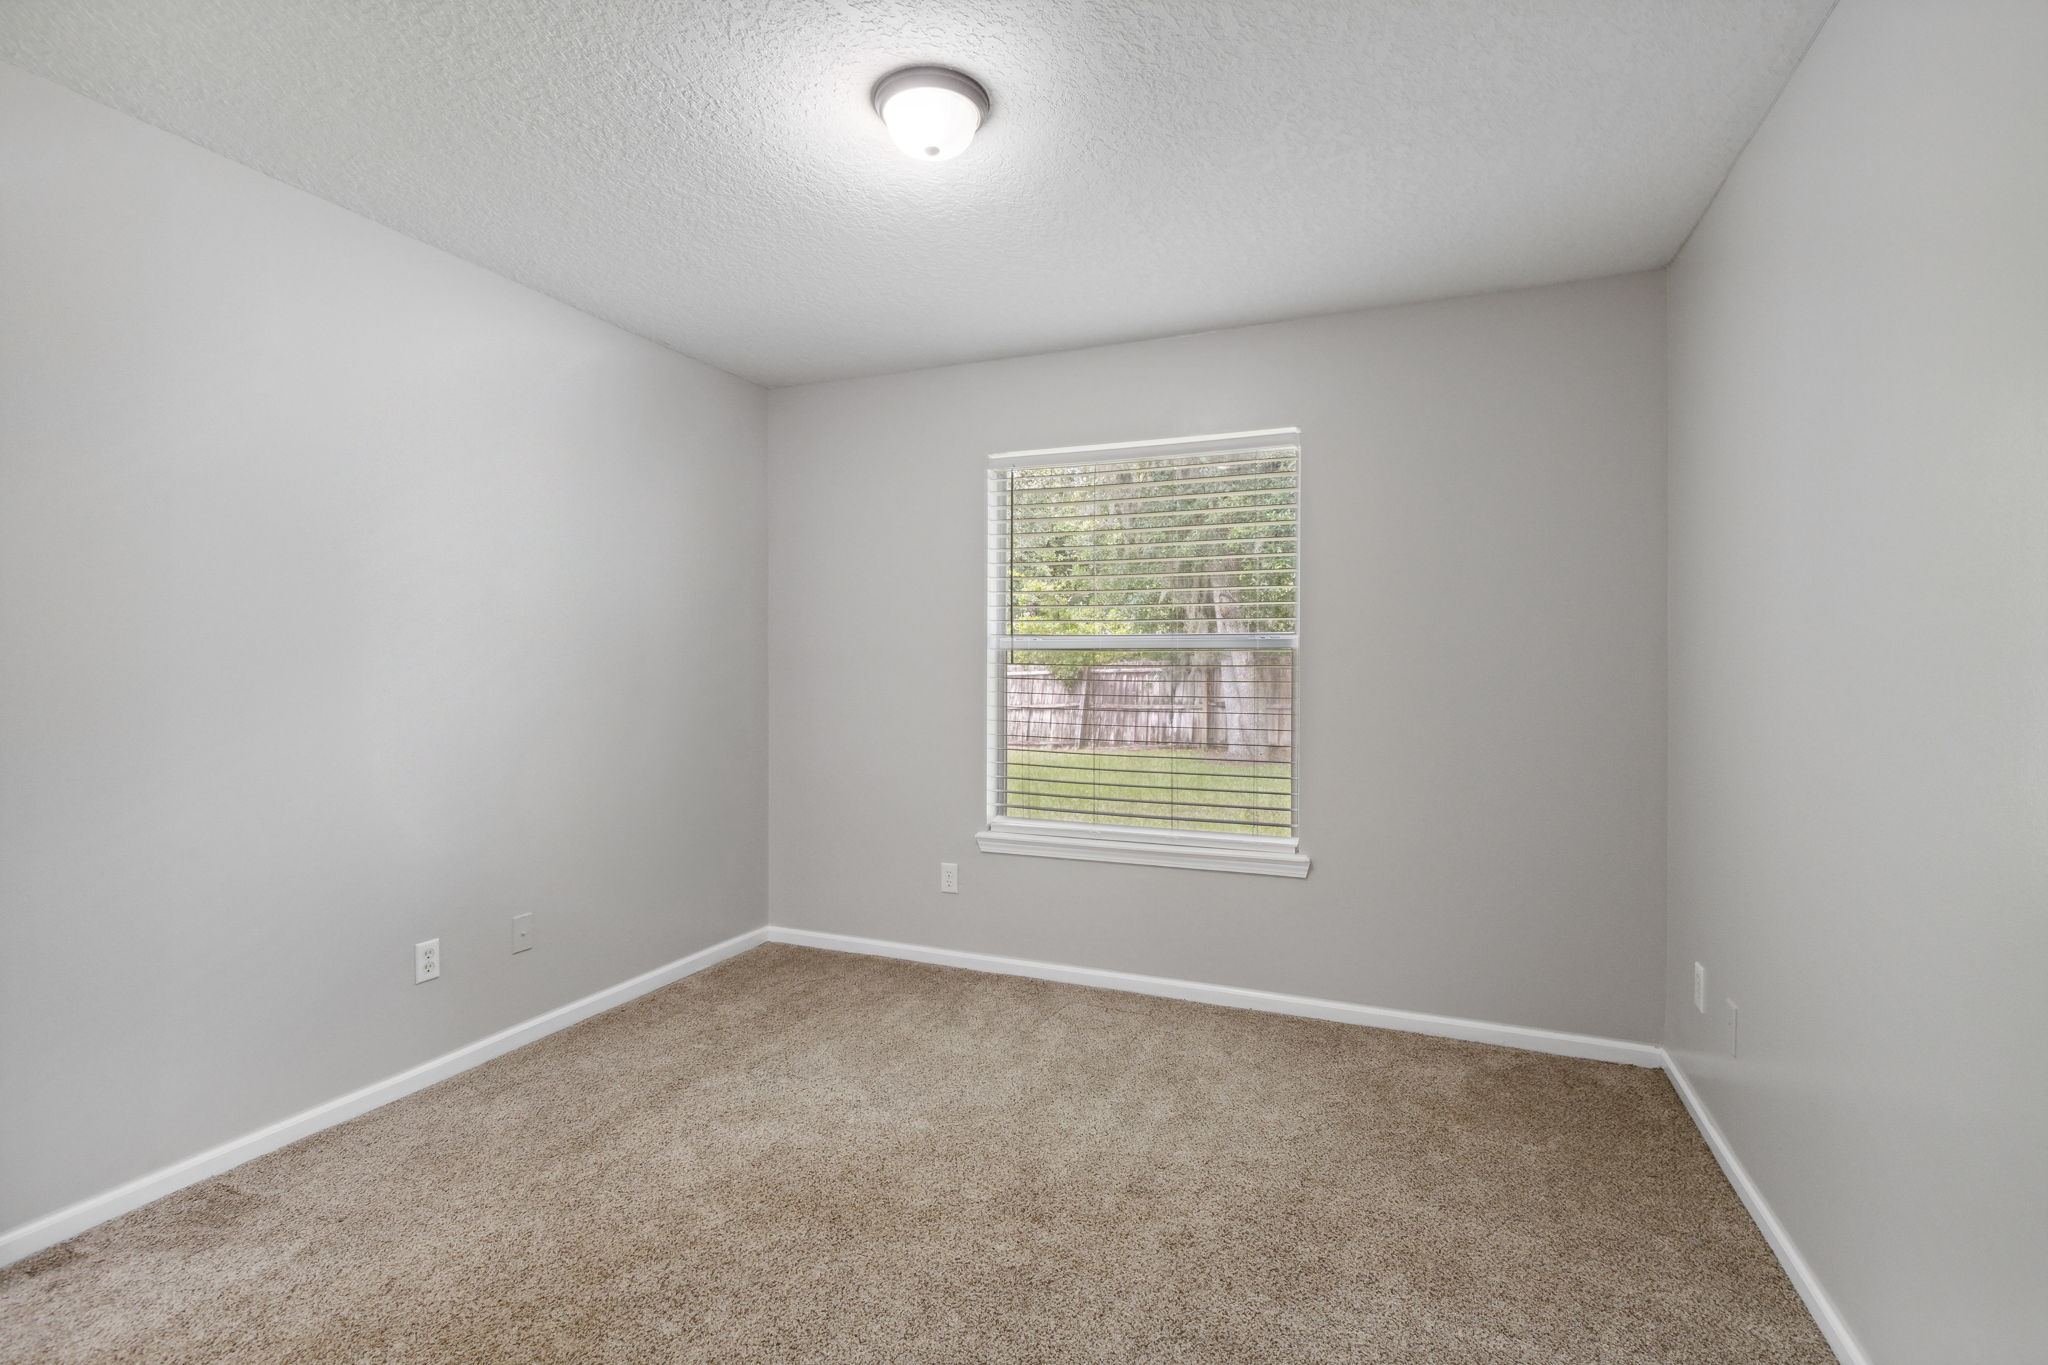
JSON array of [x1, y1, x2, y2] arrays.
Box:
[[1, 1, 1833, 386]]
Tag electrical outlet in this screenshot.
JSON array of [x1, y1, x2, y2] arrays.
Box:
[[511, 913, 534, 954], [939, 862, 959, 893], [415, 938, 440, 984], [1726, 999, 1741, 1058], [1693, 962, 1707, 1013]]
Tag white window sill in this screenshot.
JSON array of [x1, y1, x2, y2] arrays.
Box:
[[975, 819, 1310, 878]]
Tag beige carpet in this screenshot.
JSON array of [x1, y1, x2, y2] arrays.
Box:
[[1, 944, 1834, 1363]]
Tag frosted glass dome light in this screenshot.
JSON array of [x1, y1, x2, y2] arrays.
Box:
[[872, 67, 989, 162]]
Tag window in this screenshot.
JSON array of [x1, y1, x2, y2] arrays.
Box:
[[977, 429, 1309, 877]]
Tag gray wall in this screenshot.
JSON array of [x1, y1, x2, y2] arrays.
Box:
[[0, 68, 768, 1234], [767, 273, 1667, 1043], [1665, 2, 2048, 1360]]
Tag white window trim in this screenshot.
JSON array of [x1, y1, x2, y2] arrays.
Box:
[[976, 818, 1310, 877], [981, 428, 1310, 878]]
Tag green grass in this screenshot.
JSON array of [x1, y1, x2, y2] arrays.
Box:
[[1002, 747, 1291, 835]]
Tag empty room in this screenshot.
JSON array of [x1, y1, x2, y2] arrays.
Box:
[[1, 2, 2040, 1362]]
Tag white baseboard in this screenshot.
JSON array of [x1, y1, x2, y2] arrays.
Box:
[[763, 926, 1665, 1067], [1, 920, 1868, 1365], [1663, 1055, 1868, 1365], [0, 927, 768, 1268]]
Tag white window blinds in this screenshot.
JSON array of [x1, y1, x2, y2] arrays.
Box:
[[988, 431, 1299, 842]]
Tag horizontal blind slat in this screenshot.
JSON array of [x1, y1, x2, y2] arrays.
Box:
[[1012, 590, 1296, 601], [999, 533, 1297, 552], [1000, 517, 1297, 536], [1002, 776, 1292, 797], [1008, 473, 1298, 503], [997, 801, 1296, 831], [1003, 447, 1295, 477], [1005, 562, 1294, 577], [1004, 513, 1296, 534]]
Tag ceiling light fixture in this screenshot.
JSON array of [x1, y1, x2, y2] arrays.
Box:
[[872, 66, 989, 162]]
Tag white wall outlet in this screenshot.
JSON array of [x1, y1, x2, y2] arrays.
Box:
[[939, 861, 959, 893], [1726, 999, 1741, 1058], [511, 913, 534, 954], [415, 938, 441, 984], [1693, 961, 1707, 1013]]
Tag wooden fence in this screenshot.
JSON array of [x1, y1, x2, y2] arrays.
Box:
[[1004, 662, 1291, 760]]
